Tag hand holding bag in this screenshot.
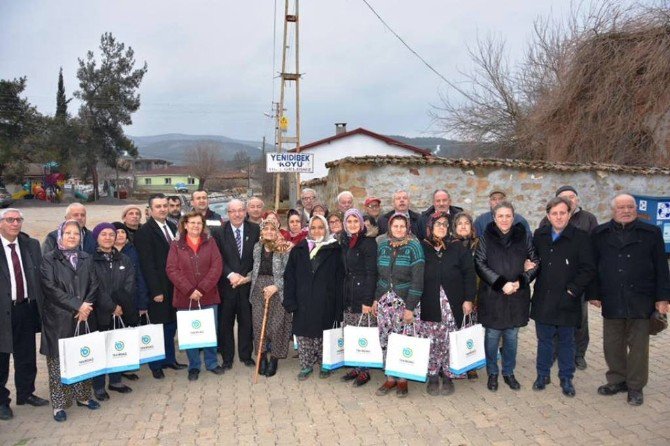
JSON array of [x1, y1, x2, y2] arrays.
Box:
[[448, 314, 486, 375], [176, 300, 217, 350], [103, 315, 140, 374], [384, 324, 430, 382], [58, 321, 107, 384]]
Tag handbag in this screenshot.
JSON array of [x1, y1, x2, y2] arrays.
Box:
[[343, 314, 384, 369], [322, 322, 345, 371], [650, 311, 668, 336], [448, 314, 486, 375], [58, 321, 107, 384], [176, 301, 217, 350], [384, 324, 430, 382]]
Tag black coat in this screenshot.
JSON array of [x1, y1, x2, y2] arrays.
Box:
[[474, 222, 539, 330], [420, 240, 477, 327], [0, 233, 43, 354], [39, 250, 99, 356], [133, 218, 178, 323], [91, 249, 138, 328], [377, 209, 421, 236], [211, 221, 260, 299], [340, 233, 378, 313], [530, 224, 596, 327], [590, 219, 670, 319], [283, 240, 344, 338]]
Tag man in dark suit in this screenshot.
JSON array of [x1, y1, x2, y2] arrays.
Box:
[[134, 194, 186, 379], [377, 190, 421, 235], [41, 203, 96, 255], [212, 199, 260, 369], [0, 209, 49, 420]]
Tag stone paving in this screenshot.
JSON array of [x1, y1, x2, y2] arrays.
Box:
[[1, 307, 669, 446]]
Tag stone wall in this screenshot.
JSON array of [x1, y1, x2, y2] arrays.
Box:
[[303, 156, 670, 229]]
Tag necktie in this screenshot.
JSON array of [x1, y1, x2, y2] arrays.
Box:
[[162, 224, 172, 243], [8, 243, 25, 303], [235, 228, 242, 257]]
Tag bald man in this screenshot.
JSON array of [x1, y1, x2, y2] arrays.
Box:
[[41, 203, 95, 254]]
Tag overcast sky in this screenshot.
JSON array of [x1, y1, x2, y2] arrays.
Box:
[[1, 0, 628, 143]]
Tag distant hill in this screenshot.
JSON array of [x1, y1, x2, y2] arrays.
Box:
[[387, 135, 496, 158], [129, 134, 263, 165]]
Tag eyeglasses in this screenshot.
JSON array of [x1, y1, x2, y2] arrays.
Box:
[[434, 221, 449, 228], [302, 196, 315, 201], [1, 217, 24, 224]]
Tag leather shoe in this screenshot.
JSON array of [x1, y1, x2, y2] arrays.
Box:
[[188, 369, 200, 381], [532, 375, 551, 391], [396, 380, 408, 398], [0, 404, 13, 420], [259, 353, 268, 376], [598, 382, 628, 395], [575, 356, 587, 370], [221, 361, 233, 370], [627, 389, 644, 406], [17, 394, 49, 407], [121, 372, 139, 381], [76, 399, 100, 410], [94, 390, 110, 401], [342, 369, 359, 381], [151, 369, 165, 380], [164, 362, 187, 370], [108, 384, 132, 394], [242, 358, 255, 367], [560, 378, 576, 397], [503, 374, 521, 390], [266, 358, 278, 377], [209, 366, 225, 375], [487, 374, 499, 392], [53, 409, 66, 422]]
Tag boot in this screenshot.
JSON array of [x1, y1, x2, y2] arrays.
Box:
[[441, 375, 455, 396], [426, 375, 440, 396], [266, 357, 279, 377], [259, 352, 268, 376]]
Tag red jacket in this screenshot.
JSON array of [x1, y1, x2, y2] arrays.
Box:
[[166, 234, 223, 309]]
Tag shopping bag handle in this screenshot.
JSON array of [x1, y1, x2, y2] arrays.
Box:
[[402, 322, 417, 337], [357, 313, 372, 327], [140, 312, 152, 325], [74, 321, 91, 337], [188, 299, 202, 311], [112, 314, 126, 330], [462, 313, 474, 328]]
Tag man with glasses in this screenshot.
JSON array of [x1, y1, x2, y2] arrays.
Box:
[[0, 209, 49, 420], [363, 197, 382, 226], [299, 188, 317, 226]]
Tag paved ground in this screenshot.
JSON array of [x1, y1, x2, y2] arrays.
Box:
[[2, 203, 670, 445]]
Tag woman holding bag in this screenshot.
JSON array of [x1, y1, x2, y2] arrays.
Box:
[[283, 215, 343, 381], [40, 220, 101, 422], [166, 211, 224, 381], [374, 213, 425, 398], [339, 209, 378, 387], [250, 218, 293, 377], [90, 222, 137, 400], [418, 212, 477, 396]]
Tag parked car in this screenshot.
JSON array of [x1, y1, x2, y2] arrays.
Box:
[[208, 199, 229, 221], [0, 187, 14, 208]]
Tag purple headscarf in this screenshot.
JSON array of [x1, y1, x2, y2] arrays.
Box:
[[343, 208, 366, 236], [57, 220, 81, 269]]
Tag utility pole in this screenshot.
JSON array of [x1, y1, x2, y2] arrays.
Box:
[[274, 0, 301, 211]]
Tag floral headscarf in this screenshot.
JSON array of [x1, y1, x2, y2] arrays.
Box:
[[425, 212, 449, 251], [307, 215, 337, 258], [387, 213, 413, 248], [260, 218, 292, 253], [57, 220, 81, 268]]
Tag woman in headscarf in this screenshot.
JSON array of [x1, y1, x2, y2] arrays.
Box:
[[90, 222, 137, 400], [339, 209, 378, 387], [250, 218, 293, 377], [327, 211, 344, 239], [373, 213, 425, 397], [283, 215, 344, 381], [281, 209, 308, 246], [40, 221, 101, 422], [417, 212, 477, 396], [310, 203, 328, 219]]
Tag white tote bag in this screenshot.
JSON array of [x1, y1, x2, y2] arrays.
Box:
[[384, 325, 430, 382], [103, 316, 140, 374], [176, 303, 217, 350], [58, 322, 107, 384], [448, 315, 486, 375], [343, 314, 384, 369], [137, 314, 165, 364], [321, 323, 344, 371]]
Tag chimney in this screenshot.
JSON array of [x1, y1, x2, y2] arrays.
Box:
[[335, 123, 347, 135]]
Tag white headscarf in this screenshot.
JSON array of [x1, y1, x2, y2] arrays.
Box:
[[306, 215, 337, 259]]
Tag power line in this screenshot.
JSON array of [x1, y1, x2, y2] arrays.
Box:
[[359, 0, 457, 89]]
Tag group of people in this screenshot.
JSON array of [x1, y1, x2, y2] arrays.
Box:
[[1, 184, 668, 423]]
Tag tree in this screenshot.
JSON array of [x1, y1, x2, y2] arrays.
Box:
[[186, 142, 222, 191], [233, 150, 251, 170], [75, 32, 147, 198], [0, 77, 43, 181], [55, 67, 70, 120]]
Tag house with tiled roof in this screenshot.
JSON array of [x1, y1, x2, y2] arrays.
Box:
[[292, 124, 431, 181]]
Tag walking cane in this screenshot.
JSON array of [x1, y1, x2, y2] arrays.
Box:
[[254, 295, 272, 384]]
